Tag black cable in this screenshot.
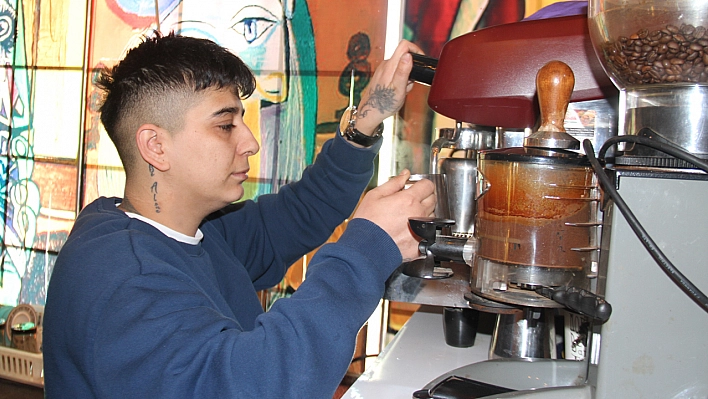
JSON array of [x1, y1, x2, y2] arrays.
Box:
[[598, 131, 708, 173], [584, 139, 708, 313]]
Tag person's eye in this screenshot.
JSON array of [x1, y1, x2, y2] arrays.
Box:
[[219, 124, 236, 132], [231, 17, 276, 44]]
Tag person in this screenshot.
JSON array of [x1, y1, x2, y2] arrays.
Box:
[[160, 0, 318, 195], [43, 32, 434, 398]]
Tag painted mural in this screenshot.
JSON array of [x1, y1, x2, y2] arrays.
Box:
[[0, 0, 39, 306], [0, 0, 554, 307]]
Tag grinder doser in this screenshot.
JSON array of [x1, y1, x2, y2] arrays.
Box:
[[387, 14, 617, 360], [473, 62, 608, 359], [407, 61, 611, 360], [472, 61, 601, 310]]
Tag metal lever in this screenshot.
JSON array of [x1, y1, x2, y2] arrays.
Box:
[[409, 217, 470, 262], [409, 217, 452, 241], [403, 217, 459, 280], [536, 286, 612, 323], [409, 217, 456, 246]]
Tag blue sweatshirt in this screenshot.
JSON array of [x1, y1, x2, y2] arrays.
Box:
[[43, 134, 402, 398]]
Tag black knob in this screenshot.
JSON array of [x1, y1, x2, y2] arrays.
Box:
[[410, 53, 438, 86]]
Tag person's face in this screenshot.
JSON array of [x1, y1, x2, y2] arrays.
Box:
[[167, 88, 259, 212], [163, 0, 288, 103]]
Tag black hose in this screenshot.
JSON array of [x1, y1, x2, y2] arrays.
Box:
[[584, 139, 708, 313]]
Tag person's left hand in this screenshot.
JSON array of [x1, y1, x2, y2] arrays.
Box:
[[353, 40, 424, 135]]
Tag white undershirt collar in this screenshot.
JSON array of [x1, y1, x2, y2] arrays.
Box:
[[122, 210, 204, 245]]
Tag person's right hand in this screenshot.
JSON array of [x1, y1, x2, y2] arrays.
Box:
[[353, 40, 423, 136], [351, 170, 436, 260]]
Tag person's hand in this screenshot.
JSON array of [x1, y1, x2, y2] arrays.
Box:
[[352, 170, 436, 260], [353, 40, 424, 135]]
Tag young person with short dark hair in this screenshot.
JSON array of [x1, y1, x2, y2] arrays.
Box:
[[43, 33, 434, 398]]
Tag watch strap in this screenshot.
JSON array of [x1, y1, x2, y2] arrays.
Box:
[[344, 123, 384, 147], [339, 105, 384, 147]]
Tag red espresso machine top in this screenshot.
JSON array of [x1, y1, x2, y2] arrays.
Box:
[[427, 14, 616, 129]]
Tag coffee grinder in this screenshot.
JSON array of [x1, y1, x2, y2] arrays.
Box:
[[386, 13, 616, 356], [387, 5, 708, 398], [406, 59, 611, 364]]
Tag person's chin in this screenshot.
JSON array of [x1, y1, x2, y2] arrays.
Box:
[[227, 185, 245, 203]]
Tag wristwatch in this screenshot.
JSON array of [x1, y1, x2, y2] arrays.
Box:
[[339, 106, 384, 147]]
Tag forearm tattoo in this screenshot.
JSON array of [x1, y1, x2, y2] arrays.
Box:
[[359, 84, 396, 119]]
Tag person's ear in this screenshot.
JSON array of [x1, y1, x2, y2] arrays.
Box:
[[135, 124, 170, 172]]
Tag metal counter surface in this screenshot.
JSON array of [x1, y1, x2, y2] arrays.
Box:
[[343, 306, 491, 399]]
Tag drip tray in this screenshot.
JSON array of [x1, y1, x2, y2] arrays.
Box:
[[413, 359, 591, 399], [413, 375, 514, 398]]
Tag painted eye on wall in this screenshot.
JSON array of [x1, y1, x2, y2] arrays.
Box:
[[230, 5, 280, 45], [232, 17, 276, 44]]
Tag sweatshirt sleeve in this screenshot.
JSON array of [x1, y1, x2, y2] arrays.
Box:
[[207, 133, 385, 289], [90, 219, 401, 399]]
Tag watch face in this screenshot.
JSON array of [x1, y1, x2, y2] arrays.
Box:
[[339, 106, 355, 134]]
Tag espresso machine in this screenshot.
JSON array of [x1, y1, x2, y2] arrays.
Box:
[[384, 3, 708, 398]]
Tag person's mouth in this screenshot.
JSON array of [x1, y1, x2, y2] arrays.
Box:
[[232, 169, 249, 181]]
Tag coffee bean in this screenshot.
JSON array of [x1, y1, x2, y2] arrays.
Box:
[[681, 24, 695, 36], [603, 23, 708, 84], [659, 35, 673, 44]]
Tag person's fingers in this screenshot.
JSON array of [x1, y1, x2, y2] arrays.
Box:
[[370, 40, 424, 88], [403, 176, 435, 198], [392, 52, 413, 89], [366, 169, 411, 200]]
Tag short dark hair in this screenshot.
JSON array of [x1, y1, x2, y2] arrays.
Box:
[[95, 32, 257, 172]]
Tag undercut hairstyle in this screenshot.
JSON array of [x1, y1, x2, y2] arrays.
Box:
[[95, 32, 257, 175]]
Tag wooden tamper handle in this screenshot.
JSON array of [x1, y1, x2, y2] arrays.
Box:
[[537, 60, 574, 133], [524, 60, 580, 150]]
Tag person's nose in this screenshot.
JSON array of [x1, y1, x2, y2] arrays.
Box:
[[238, 125, 260, 157]]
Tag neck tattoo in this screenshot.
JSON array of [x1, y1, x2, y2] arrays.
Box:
[[150, 181, 161, 213], [148, 164, 161, 214]]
